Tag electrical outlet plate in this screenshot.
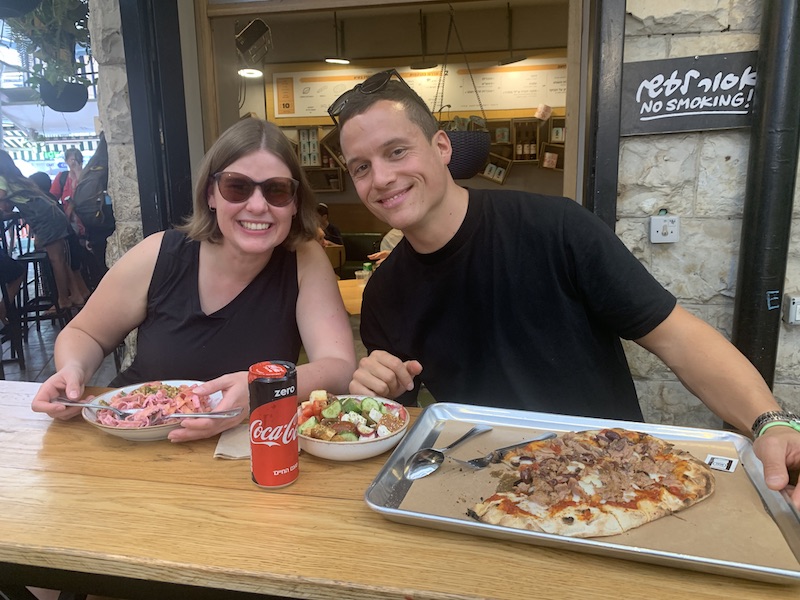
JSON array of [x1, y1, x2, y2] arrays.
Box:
[[650, 215, 680, 243], [783, 295, 800, 324]]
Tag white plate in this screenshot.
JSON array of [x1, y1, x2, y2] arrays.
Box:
[[298, 395, 410, 461], [81, 380, 222, 442]]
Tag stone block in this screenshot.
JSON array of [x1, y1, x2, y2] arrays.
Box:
[[626, 0, 729, 35], [96, 67, 133, 144], [618, 135, 699, 216], [623, 35, 668, 62], [648, 219, 739, 302], [729, 0, 762, 31], [771, 384, 800, 414], [635, 379, 723, 429], [669, 32, 759, 56], [88, 0, 125, 65], [695, 131, 750, 218]]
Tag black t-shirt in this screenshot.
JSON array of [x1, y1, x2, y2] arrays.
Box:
[[324, 223, 343, 246], [111, 230, 301, 386], [360, 189, 676, 421]]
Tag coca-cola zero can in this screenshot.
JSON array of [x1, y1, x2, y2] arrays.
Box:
[[248, 360, 299, 488]]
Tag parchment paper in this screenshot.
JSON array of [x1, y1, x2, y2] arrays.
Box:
[[398, 420, 799, 571]]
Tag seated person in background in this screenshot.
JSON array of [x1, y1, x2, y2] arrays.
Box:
[[317, 202, 343, 245], [31, 170, 92, 305], [0, 151, 90, 311], [368, 228, 403, 266], [31, 117, 356, 443], [331, 70, 800, 507]]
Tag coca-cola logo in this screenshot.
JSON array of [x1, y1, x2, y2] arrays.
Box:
[[250, 412, 298, 446]]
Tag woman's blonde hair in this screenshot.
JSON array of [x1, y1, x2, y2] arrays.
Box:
[[178, 118, 318, 249]]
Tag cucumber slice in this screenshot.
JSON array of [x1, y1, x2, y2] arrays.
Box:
[[341, 398, 362, 414], [360, 397, 381, 414], [320, 400, 342, 419], [297, 416, 318, 434]]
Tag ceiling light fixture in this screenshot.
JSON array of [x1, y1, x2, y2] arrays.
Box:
[[236, 19, 271, 78], [410, 11, 438, 70], [498, 3, 526, 66], [237, 67, 263, 78], [325, 12, 350, 65]]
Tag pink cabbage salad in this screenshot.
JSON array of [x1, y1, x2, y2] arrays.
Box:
[[96, 382, 212, 428]]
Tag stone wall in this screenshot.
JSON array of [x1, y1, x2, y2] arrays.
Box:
[[620, 0, 800, 427], [88, 0, 141, 265], [88, 0, 140, 364]]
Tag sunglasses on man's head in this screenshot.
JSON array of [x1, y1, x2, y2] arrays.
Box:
[[327, 69, 422, 127], [211, 172, 298, 207]]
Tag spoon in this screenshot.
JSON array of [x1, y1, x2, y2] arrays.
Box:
[[403, 424, 492, 480], [53, 398, 243, 420]]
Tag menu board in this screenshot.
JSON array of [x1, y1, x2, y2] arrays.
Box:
[[272, 58, 567, 119]]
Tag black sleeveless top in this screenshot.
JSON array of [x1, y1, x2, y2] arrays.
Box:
[[111, 229, 301, 386]]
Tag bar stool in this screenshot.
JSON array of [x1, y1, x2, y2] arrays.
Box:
[[0, 276, 26, 371], [15, 251, 71, 335]]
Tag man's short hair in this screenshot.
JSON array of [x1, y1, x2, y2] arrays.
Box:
[[337, 80, 439, 141]]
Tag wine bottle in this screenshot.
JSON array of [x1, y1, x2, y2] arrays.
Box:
[[515, 125, 524, 160], [522, 126, 531, 161]]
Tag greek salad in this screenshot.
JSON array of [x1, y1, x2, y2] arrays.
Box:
[[298, 390, 408, 442]]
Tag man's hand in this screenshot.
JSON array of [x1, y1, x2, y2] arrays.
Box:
[[367, 250, 391, 267], [752, 426, 800, 509], [349, 350, 422, 399], [167, 372, 249, 443]]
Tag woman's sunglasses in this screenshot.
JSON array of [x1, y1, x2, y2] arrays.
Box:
[[327, 69, 421, 127], [211, 172, 298, 207]]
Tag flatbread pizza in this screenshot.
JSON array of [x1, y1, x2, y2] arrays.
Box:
[[469, 428, 715, 538]]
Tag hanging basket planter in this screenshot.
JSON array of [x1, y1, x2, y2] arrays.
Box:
[[39, 79, 88, 112], [0, 0, 42, 19], [432, 10, 491, 180], [446, 130, 491, 180]]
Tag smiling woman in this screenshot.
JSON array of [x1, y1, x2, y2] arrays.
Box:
[[30, 117, 357, 444]]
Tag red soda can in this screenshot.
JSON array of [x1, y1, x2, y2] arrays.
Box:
[[248, 360, 299, 488]]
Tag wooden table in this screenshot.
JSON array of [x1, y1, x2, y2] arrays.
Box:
[[1, 380, 797, 600], [337, 278, 365, 316]]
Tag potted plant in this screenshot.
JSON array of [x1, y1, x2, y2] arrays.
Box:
[[6, 0, 91, 112]]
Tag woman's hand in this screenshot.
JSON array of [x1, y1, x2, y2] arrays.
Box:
[[167, 372, 249, 443], [30, 367, 90, 420]]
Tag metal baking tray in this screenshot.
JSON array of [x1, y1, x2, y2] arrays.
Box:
[[364, 403, 800, 583]]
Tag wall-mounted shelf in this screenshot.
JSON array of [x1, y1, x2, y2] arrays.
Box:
[[511, 118, 541, 164], [549, 116, 566, 144], [304, 167, 344, 193], [540, 143, 565, 171], [477, 152, 513, 184]]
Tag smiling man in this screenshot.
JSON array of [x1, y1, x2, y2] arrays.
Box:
[[331, 70, 800, 507]]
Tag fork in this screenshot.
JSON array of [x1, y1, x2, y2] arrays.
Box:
[[53, 398, 243, 420], [452, 432, 557, 469]]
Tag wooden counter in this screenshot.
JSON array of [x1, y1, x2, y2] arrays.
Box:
[[0, 381, 797, 600], [337, 278, 365, 316]]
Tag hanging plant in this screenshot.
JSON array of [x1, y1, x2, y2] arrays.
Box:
[[6, 0, 91, 111]]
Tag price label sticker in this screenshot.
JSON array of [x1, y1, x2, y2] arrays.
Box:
[[705, 454, 739, 473]]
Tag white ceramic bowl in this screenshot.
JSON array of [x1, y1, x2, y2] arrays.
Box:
[[298, 395, 410, 461], [81, 380, 222, 442]]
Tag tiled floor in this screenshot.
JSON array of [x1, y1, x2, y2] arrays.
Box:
[[0, 316, 119, 385]]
